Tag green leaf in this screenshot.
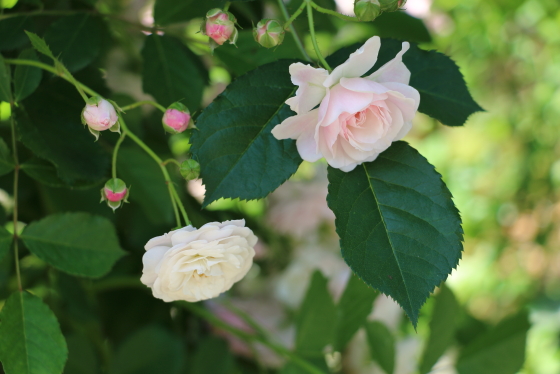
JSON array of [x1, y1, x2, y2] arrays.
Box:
[[20, 212, 126, 278], [117, 146, 174, 225], [0, 291, 68, 374], [190, 59, 302, 207], [326, 142, 463, 326], [0, 55, 12, 103], [373, 12, 432, 43], [296, 271, 337, 355], [456, 311, 530, 374], [334, 273, 379, 351], [17, 79, 110, 184], [191, 336, 235, 374], [44, 14, 103, 73], [365, 321, 395, 374], [153, 0, 226, 26], [326, 39, 483, 126], [64, 334, 100, 374], [0, 17, 35, 51], [0, 136, 14, 176], [21, 157, 99, 190], [141, 34, 207, 110], [24, 31, 56, 60], [14, 49, 42, 102], [0, 225, 12, 261], [215, 31, 303, 76], [109, 326, 185, 374], [419, 284, 461, 374]]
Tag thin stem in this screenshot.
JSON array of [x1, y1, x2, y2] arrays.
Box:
[[4, 59, 100, 97], [162, 158, 182, 168], [170, 186, 190, 226], [277, 0, 312, 62], [120, 100, 166, 113], [10, 105, 22, 292], [306, 1, 332, 71], [223, 1, 231, 11], [168, 183, 182, 228], [112, 133, 127, 179], [310, 1, 358, 22], [178, 302, 326, 374], [283, 1, 307, 30]]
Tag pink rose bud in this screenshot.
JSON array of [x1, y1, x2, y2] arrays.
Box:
[[253, 19, 285, 49], [100, 178, 129, 211], [162, 102, 193, 134], [81, 96, 119, 140], [202, 8, 238, 50], [354, 0, 381, 22]]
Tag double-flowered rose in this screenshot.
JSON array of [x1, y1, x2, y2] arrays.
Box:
[[141, 220, 257, 302], [271, 36, 420, 172]]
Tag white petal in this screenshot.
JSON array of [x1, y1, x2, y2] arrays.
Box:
[[383, 82, 420, 121], [339, 77, 390, 94], [288, 63, 328, 114], [296, 122, 322, 162], [271, 109, 318, 140], [368, 42, 411, 84], [323, 36, 381, 87]]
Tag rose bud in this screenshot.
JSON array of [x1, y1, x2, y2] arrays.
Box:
[[81, 96, 119, 140], [379, 0, 404, 12], [162, 102, 193, 134], [141, 220, 257, 302], [354, 0, 382, 22], [100, 178, 129, 211], [180, 159, 200, 180], [202, 8, 238, 51], [253, 19, 285, 49]]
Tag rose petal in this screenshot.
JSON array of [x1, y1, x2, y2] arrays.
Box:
[[383, 82, 420, 121], [317, 85, 373, 128], [339, 77, 389, 94], [271, 109, 318, 140], [368, 42, 411, 84], [296, 121, 322, 162], [287, 63, 328, 114], [323, 36, 381, 87]]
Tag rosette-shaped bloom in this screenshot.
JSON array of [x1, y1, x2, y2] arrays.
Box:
[[141, 220, 257, 302], [271, 36, 420, 172]]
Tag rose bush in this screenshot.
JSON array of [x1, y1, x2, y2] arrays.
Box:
[[272, 36, 420, 171], [141, 220, 257, 302]]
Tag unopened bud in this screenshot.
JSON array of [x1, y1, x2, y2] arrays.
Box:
[[379, 0, 403, 12], [202, 9, 238, 50], [81, 96, 119, 140], [354, 0, 382, 21], [100, 178, 129, 211], [253, 19, 285, 49], [180, 159, 200, 180], [162, 102, 193, 134]]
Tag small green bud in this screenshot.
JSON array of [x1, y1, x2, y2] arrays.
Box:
[[180, 159, 200, 180], [354, 0, 382, 22], [253, 19, 285, 48], [379, 0, 403, 12]]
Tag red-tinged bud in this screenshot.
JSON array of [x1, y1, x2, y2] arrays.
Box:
[[100, 178, 129, 211], [253, 19, 285, 48], [202, 9, 238, 51], [162, 102, 193, 134]]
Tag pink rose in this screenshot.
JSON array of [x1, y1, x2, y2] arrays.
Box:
[[271, 36, 420, 172], [82, 97, 118, 131], [162, 102, 192, 134], [204, 9, 237, 47]]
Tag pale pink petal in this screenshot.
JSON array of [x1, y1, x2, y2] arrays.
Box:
[[323, 36, 381, 88], [383, 101, 405, 141], [317, 85, 373, 128], [296, 123, 322, 162], [271, 110, 318, 140], [368, 42, 411, 84], [394, 120, 413, 140], [383, 82, 420, 121], [288, 63, 328, 114], [339, 77, 389, 94]]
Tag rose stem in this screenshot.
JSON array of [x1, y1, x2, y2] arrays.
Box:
[[277, 0, 312, 62], [305, 0, 332, 71]]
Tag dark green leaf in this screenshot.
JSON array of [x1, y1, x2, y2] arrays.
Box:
[[0, 55, 11, 103], [365, 321, 395, 374], [296, 270, 337, 355], [64, 334, 100, 374], [373, 12, 432, 43], [44, 14, 103, 72], [191, 336, 234, 374], [215, 31, 303, 76], [190, 59, 302, 207], [154, 0, 226, 26], [0, 136, 14, 176], [18, 78, 110, 184], [326, 39, 483, 126], [419, 284, 460, 374], [0, 225, 12, 261], [456, 311, 530, 374], [109, 326, 185, 374], [327, 142, 463, 326], [141, 34, 207, 110], [14, 49, 42, 102], [20, 212, 126, 278], [24, 31, 56, 60], [0, 16, 35, 51], [117, 146, 174, 225], [0, 291, 68, 374], [21, 157, 99, 189], [334, 273, 379, 351]]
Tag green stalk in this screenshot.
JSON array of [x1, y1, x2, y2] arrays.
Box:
[[112, 133, 127, 179], [283, 1, 307, 30], [306, 1, 332, 71], [310, 1, 358, 22], [9, 104, 22, 292], [277, 0, 312, 62], [120, 100, 166, 113]]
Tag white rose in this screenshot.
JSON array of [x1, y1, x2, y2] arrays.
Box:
[[140, 220, 257, 302], [271, 36, 420, 172]]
